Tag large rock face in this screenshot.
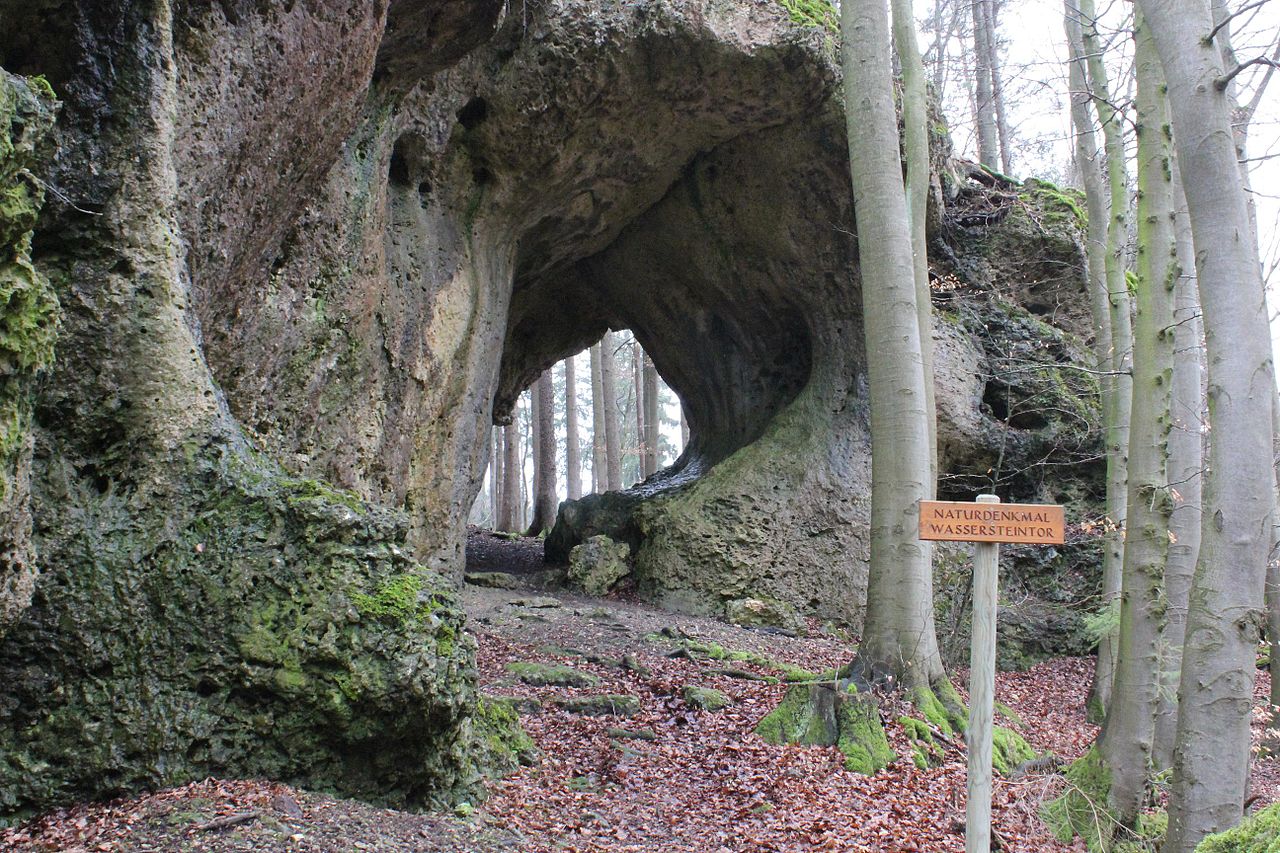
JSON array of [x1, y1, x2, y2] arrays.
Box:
[[0, 0, 1102, 817]]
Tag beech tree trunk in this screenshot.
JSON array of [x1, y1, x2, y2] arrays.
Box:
[[499, 420, 520, 532], [1078, 0, 1134, 722], [564, 357, 582, 500], [1153, 174, 1204, 770], [844, 0, 947, 699], [490, 427, 501, 527], [632, 339, 644, 482], [1135, 0, 1276, 847], [525, 370, 558, 536], [599, 332, 624, 492], [590, 343, 606, 493], [971, 0, 1000, 168], [892, 0, 937, 495], [981, 0, 1013, 174], [1098, 16, 1176, 826], [642, 352, 659, 477]]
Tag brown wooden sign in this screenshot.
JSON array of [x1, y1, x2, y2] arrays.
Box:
[[918, 500, 1064, 544]]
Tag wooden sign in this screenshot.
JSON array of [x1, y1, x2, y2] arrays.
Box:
[[918, 500, 1064, 544]]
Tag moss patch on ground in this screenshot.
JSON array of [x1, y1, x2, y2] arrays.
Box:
[[1041, 746, 1114, 851]]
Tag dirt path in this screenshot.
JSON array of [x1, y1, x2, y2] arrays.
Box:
[[5, 532, 1276, 851]]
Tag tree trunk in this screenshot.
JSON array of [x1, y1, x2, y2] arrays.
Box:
[[590, 343, 606, 494], [981, 0, 1013, 174], [680, 404, 690, 450], [642, 352, 659, 477], [500, 421, 520, 532], [632, 339, 644, 483], [1078, 0, 1134, 722], [1136, 0, 1276, 847], [490, 426, 500, 527], [599, 332, 624, 492], [892, 0, 937, 496], [1066, 1, 1120, 722], [525, 370, 557, 536], [843, 0, 947, 701], [971, 0, 1000, 168], [1098, 15, 1176, 826], [564, 357, 582, 500], [1153, 173, 1204, 770]]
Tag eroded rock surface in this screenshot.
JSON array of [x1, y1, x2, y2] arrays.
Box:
[[0, 0, 1102, 817]]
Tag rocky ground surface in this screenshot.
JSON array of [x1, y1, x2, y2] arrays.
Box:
[[4, 533, 1278, 852]]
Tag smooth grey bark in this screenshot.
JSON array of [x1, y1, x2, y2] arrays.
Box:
[[1065, 0, 1122, 722], [1077, 0, 1134, 721], [632, 339, 644, 483], [1098, 15, 1176, 826], [1135, 0, 1276, 848], [599, 332, 624, 492], [500, 420, 520, 532], [642, 352, 659, 477], [590, 343, 606, 494], [971, 0, 1000, 167], [490, 427, 500, 526], [680, 404, 690, 450], [980, 0, 1013, 174], [525, 370, 557, 536], [564, 356, 583, 500], [891, 0, 937, 496], [843, 0, 946, 696], [1152, 173, 1204, 771]]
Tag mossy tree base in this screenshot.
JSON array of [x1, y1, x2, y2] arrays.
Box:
[[755, 671, 895, 775], [1041, 746, 1118, 852], [1195, 802, 1280, 852]]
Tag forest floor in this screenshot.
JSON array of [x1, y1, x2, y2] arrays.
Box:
[[5, 530, 1278, 852]]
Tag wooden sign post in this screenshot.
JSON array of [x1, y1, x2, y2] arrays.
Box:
[[919, 495, 1064, 853]]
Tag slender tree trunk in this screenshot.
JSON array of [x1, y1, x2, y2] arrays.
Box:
[[1153, 173, 1204, 770], [525, 370, 557, 536], [1066, 1, 1121, 722], [490, 426, 501, 527], [632, 340, 644, 482], [971, 0, 1000, 167], [844, 0, 946, 699], [564, 357, 582, 500], [982, 0, 1014, 174], [680, 404, 690, 451], [1135, 1, 1276, 848], [892, 0, 937, 497], [500, 421, 519, 532], [642, 352, 659, 477], [599, 332, 624, 491], [1078, 0, 1134, 722], [1098, 16, 1176, 826], [590, 343, 606, 494]]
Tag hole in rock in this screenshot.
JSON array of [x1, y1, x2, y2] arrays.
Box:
[[456, 97, 489, 130]]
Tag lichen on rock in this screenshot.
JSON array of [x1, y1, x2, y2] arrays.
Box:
[[567, 534, 631, 596], [0, 69, 58, 636]]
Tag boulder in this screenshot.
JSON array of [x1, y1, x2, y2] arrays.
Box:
[[568, 535, 632, 596]]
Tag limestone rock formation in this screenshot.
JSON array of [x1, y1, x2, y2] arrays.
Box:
[[0, 70, 57, 636], [0, 0, 1102, 818]]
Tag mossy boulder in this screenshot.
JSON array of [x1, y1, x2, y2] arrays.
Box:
[[724, 596, 803, 634], [755, 679, 895, 775], [469, 696, 539, 775], [506, 661, 600, 688], [683, 685, 732, 711], [0, 452, 486, 822], [567, 534, 631, 596], [1196, 803, 1280, 852], [0, 70, 58, 636]]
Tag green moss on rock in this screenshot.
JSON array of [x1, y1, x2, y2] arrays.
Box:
[[1196, 803, 1280, 852], [991, 726, 1035, 776], [683, 685, 731, 711], [0, 450, 485, 822], [506, 662, 600, 688]]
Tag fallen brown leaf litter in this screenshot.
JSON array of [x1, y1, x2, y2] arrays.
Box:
[[5, 582, 1278, 852]]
